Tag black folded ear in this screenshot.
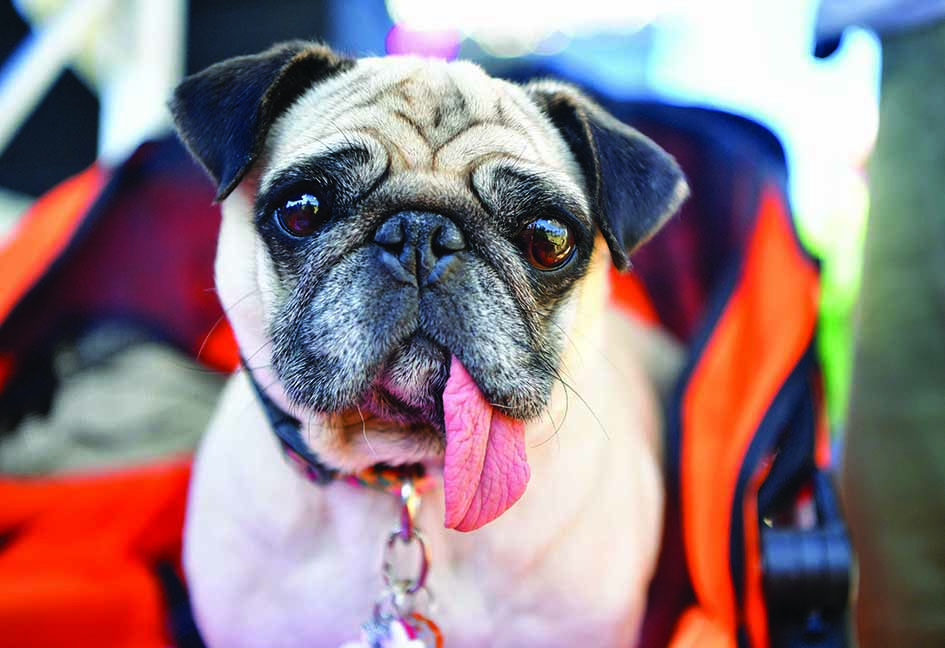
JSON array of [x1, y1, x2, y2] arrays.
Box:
[[525, 81, 688, 270], [169, 41, 354, 201]]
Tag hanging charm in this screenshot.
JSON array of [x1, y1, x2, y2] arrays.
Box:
[[340, 480, 443, 648]]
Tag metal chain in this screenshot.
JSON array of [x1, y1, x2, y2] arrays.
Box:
[[374, 479, 437, 630], [349, 478, 443, 647]]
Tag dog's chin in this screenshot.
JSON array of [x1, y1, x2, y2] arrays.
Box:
[[287, 332, 451, 472], [360, 331, 449, 429], [314, 406, 445, 473]]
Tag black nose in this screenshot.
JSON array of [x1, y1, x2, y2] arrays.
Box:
[[374, 211, 466, 285]]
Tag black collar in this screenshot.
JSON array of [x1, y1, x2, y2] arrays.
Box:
[[246, 368, 339, 484], [245, 367, 427, 489]]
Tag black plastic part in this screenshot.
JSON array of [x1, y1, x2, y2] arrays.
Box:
[[762, 471, 851, 648], [763, 526, 851, 611]]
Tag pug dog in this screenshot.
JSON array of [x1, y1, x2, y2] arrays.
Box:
[[170, 42, 687, 648]]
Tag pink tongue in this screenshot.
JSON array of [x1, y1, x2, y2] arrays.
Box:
[[442, 356, 529, 532]]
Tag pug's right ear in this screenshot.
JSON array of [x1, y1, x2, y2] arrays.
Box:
[[169, 41, 354, 201], [525, 81, 687, 271]]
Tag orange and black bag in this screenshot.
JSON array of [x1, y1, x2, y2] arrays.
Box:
[[0, 104, 850, 647], [618, 104, 851, 648]]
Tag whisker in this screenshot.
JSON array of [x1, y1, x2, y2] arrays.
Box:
[[532, 352, 609, 443], [306, 406, 317, 449], [243, 340, 272, 367], [544, 317, 583, 369], [531, 383, 569, 448], [196, 287, 262, 363], [357, 404, 378, 457]]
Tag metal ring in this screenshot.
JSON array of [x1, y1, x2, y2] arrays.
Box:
[[382, 529, 430, 595], [399, 480, 420, 541]]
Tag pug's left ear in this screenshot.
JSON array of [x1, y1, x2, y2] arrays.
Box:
[[525, 81, 688, 270]]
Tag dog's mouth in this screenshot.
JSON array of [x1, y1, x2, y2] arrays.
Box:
[[347, 331, 530, 532], [270, 297, 545, 532], [357, 331, 449, 431]]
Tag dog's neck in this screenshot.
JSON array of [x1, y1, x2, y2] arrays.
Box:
[[245, 364, 429, 492]]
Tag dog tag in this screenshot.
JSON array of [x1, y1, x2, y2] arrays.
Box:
[[338, 616, 426, 648]]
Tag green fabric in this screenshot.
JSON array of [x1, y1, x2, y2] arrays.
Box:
[[796, 174, 868, 427], [842, 19, 945, 647]]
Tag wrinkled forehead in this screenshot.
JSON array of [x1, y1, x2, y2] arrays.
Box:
[[260, 56, 585, 205]]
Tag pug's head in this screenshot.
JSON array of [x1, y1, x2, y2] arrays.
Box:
[[171, 42, 686, 530]]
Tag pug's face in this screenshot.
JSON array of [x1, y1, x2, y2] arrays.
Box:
[[172, 43, 685, 529]]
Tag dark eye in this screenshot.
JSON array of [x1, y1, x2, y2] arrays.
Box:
[[517, 218, 575, 270], [275, 194, 322, 237]]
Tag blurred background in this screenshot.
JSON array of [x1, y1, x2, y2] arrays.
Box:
[[2, 2, 944, 647], [0, 0, 881, 426]]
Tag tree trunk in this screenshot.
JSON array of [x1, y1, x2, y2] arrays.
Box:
[[843, 19, 945, 648]]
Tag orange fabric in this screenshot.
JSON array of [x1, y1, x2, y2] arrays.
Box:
[[742, 457, 774, 648], [667, 606, 737, 648], [0, 459, 192, 648], [679, 186, 819, 637], [0, 166, 107, 326], [610, 266, 660, 326]]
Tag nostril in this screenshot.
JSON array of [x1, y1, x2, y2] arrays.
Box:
[[374, 217, 405, 253], [434, 220, 466, 256], [375, 212, 466, 285]]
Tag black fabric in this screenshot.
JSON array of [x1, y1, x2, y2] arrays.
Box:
[[730, 349, 819, 608], [0, 138, 222, 432]]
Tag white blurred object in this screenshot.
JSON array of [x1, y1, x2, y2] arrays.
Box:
[[386, 0, 881, 229], [0, 187, 31, 238], [386, 0, 675, 56], [0, 0, 186, 164], [645, 0, 881, 227]]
